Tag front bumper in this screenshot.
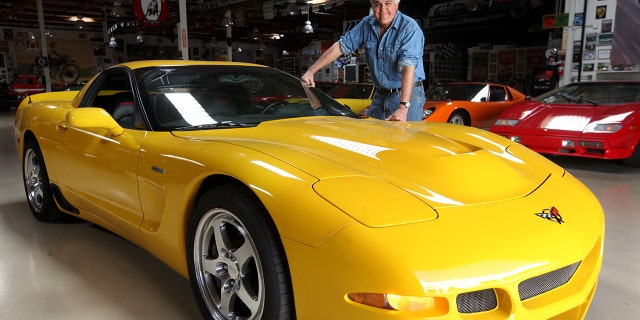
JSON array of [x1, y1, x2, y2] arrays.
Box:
[[493, 132, 634, 160]]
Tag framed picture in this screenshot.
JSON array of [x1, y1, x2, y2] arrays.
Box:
[[601, 19, 612, 33], [573, 13, 584, 26], [595, 5, 606, 19], [598, 49, 611, 59], [597, 33, 613, 46], [3, 28, 12, 41], [583, 63, 594, 72], [583, 51, 596, 60]]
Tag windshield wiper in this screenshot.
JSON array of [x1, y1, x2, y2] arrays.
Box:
[[556, 92, 579, 102], [556, 93, 600, 106], [174, 121, 256, 131]]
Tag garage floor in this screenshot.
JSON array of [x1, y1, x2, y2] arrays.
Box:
[[1, 110, 639, 319]]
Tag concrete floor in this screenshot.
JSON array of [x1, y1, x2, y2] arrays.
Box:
[[1, 109, 639, 319]]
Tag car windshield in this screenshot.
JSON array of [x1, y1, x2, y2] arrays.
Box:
[[136, 65, 358, 130], [425, 83, 487, 101], [535, 82, 640, 105], [326, 83, 373, 99]]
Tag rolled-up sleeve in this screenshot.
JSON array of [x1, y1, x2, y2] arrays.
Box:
[[339, 19, 370, 55]]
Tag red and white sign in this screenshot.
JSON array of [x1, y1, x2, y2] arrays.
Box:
[[133, 0, 168, 26]]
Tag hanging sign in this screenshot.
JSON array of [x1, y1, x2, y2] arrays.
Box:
[[133, 0, 168, 26]]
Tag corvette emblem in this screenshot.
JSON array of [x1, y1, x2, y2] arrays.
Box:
[[535, 207, 564, 224]]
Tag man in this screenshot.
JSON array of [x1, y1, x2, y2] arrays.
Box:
[[301, 0, 425, 121]]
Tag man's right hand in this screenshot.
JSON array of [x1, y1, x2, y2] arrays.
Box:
[[301, 72, 316, 87]]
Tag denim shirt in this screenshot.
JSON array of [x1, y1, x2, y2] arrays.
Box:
[[339, 11, 425, 90]]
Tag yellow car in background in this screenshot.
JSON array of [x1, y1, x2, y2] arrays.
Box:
[[15, 60, 603, 319], [325, 82, 374, 115]]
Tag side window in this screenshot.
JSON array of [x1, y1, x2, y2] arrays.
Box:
[[489, 86, 506, 102], [79, 69, 139, 129]]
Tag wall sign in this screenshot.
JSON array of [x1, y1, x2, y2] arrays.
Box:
[[133, 0, 168, 26]]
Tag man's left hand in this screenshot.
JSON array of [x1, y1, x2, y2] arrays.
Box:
[[386, 106, 409, 121]]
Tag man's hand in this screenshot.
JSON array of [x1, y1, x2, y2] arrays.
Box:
[[301, 72, 316, 87], [386, 105, 409, 121]]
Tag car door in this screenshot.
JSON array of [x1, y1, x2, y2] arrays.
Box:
[[477, 85, 510, 128], [49, 68, 145, 240]]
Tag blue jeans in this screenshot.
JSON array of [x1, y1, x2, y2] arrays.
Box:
[[367, 85, 425, 121]]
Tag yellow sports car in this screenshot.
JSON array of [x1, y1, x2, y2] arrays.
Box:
[[324, 82, 374, 115], [15, 60, 604, 319]]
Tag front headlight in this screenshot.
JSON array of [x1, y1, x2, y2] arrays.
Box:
[[422, 107, 435, 119], [584, 123, 623, 133], [494, 119, 519, 126]]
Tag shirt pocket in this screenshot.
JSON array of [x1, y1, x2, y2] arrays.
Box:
[[364, 41, 378, 67]]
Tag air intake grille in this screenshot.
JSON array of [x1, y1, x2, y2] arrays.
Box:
[[518, 262, 581, 301], [456, 289, 497, 314]]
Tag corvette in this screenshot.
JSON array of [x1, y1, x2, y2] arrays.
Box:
[[324, 82, 374, 115], [15, 60, 603, 319], [490, 81, 640, 166]]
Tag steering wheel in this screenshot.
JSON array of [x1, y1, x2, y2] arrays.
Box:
[[261, 100, 290, 114]]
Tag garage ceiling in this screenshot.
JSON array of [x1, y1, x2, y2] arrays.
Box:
[[0, 0, 377, 42], [0, 0, 557, 45]]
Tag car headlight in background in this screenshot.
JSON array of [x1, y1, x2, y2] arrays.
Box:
[[494, 119, 520, 126], [584, 123, 623, 133], [422, 107, 435, 119]]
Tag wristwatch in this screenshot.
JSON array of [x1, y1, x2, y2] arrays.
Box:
[[400, 101, 411, 108]]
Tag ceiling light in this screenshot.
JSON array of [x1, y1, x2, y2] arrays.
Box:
[[136, 31, 145, 43], [109, 36, 118, 48], [302, 11, 313, 33], [111, 0, 126, 17], [75, 15, 85, 29], [285, 0, 298, 15]]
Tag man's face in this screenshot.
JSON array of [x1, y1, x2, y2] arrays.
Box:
[[371, 0, 398, 28]]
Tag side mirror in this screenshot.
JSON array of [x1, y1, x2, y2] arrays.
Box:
[[66, 107, 124, 136], [480, 97, 487, 102]]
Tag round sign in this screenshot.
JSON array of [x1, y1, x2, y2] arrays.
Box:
[[133, 0, 168, 26]]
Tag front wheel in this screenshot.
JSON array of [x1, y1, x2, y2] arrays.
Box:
[[187, 186, 294, 320], [622, 142, 640, 166], [447, 110, 470, 126], [22, 138, 63, 221]]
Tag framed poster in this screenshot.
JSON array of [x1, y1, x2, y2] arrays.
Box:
[[597, 33, 613, 46], [601, 19, 612, 33], [598, 49, 610, 59], [595, 5, 606, 19]]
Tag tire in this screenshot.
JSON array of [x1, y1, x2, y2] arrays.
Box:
[[22, 138, 63, 222], [187, 186, 294, 320], [447, 110, 470, 126], [622, 142, 640, 166]]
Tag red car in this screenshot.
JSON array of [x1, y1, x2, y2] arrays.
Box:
[[0, 75, 45, 110], [490, 81, 640, 166]]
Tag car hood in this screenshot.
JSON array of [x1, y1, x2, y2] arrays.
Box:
[[498, 100, 640, 138], [172, 117, 554, 209]]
